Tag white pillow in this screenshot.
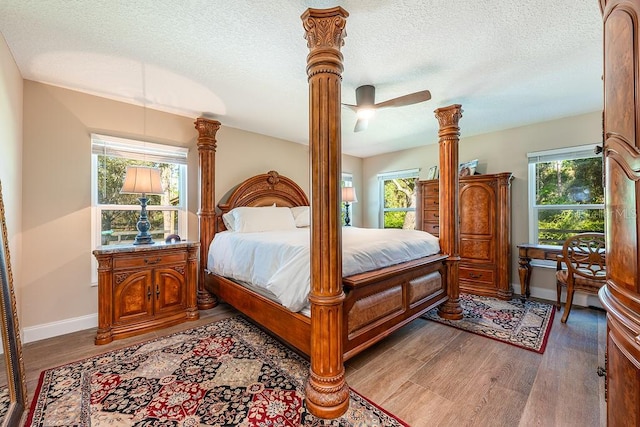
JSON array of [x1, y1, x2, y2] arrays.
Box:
[[225, 206, 296, 233], [222, 211, 235, 231], [290, 206, 310, 227]]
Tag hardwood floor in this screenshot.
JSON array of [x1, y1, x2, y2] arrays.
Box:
[[20, 301, 605, 426]]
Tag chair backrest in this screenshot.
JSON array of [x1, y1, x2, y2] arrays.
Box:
[[562, 232, 606, 281]]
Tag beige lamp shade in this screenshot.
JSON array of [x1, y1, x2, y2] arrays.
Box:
[[341, 186, 358, 203], [120, 166, 164, 195]]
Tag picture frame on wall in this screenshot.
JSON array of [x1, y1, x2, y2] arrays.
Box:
[[427, 165, 438, 180]]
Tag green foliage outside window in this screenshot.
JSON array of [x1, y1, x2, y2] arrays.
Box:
[[535, 157, 604, 245], [98, 155, 180, 244], [383, 178, 416, 229]]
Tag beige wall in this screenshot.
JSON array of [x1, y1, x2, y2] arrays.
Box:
[[21, 81, 362, 336], [0, 34, 24, 315], [363, 111, 602, 303]]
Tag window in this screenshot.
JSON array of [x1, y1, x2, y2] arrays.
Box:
[[528, 144, 604, 246], [91, 134, 188, 255], [378, 169, 419, 229]]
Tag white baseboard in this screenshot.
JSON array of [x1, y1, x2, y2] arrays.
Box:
[[23, 313, 98, 344], [519, 284, 603, 309]]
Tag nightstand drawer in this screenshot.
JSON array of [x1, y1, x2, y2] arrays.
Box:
[[113, 252, 187, 270]]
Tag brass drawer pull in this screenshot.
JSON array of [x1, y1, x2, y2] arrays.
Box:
[[469, 273, 483, 279], [144, 257, 162, 265], [147, 287, 152, 301], [433, 213, 439, 218], [433, 225, 439, 229], [156, 284, 160, 299]]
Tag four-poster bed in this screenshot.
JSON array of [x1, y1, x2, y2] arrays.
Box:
[[194, 7, 462, 419]]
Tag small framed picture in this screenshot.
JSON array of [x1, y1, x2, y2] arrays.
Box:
[[459, 159, 479, 177], [427, 165, 439, 180]]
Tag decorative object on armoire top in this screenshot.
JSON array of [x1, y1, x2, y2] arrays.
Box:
[[27, 316, 409, 427], [423, 293, 555, 354], [120, 166, 164, 245], [458, 159, 478, 177], [341, 186, 358, 226]]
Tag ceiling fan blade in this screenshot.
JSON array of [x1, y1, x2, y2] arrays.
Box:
[[354, 118, 368, 132], [342, 103, 358, 112], [374, 90, 431, 109]]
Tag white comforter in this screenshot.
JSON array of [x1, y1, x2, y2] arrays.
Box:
[[208, 227, 440, 312]]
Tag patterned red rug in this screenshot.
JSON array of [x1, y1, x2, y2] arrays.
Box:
[[26, 316, 407, 426], [423, 293, 555, 354]]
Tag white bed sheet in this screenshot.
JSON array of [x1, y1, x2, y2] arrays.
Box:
[[208, 226, 440, 312]]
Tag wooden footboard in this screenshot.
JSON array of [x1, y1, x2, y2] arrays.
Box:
[[205, 253, 447, 361]]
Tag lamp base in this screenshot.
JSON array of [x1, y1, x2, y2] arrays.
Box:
[[133, 234, 155, 245], [133, 195, 155, 245]]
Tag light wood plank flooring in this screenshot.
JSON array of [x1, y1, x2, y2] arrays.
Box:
[[20, 301, 606, 426]]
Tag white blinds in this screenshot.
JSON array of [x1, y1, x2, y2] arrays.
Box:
[[527, 144, 599, 164], [91, 134, 188, 165]]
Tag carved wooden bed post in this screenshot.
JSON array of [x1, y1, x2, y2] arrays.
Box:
[[194, 117, 221, 309], [301, 6, 350, 419], [435, 105, 464, 319]]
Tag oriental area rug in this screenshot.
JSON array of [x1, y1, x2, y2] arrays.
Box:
[[26, 316, 407, 427], [423, 293, 555, 354]]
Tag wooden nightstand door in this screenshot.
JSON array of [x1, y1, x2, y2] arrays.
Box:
[[113, 270, 154, 324], [154, 266, 187, 316]]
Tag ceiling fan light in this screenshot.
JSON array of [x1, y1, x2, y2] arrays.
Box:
[[357, 108, 375, 120]]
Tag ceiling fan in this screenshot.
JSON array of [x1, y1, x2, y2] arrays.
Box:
[[342, 85, 432, 132]]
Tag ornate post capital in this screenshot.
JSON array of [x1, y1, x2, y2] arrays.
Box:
[[434, 104, 463, 137], [194, 117, 221, 149], [301, 7, 348, 51]]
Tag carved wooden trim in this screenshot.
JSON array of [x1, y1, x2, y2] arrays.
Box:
[[435, 104, 463, 320], [302, 6, 350, 419], [114, 272, 130, 285], [605, 132, 640, 181], [195, 117, 221, 310]]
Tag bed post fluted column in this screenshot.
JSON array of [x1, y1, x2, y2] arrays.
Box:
[[194, 117, 220, 310], [301, 7, 350, 419], [435, 105, 464, 320]]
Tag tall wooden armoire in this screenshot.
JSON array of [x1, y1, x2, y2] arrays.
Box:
[[598, 1, 640, 425], [417, 172, 513, 300]]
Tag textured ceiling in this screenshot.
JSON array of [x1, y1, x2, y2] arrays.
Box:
[[0, 1, 603, 158]]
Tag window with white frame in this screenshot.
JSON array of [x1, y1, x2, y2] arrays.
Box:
[[378, 169, 419, 229], [528, 144, 604, 246], [91, 134, 188, 255]]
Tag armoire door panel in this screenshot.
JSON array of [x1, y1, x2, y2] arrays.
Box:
[[606, 162, 639, 291], [604, 7, 637, 142], [460, 184, 495, 236], [460, 238, 494, 262]]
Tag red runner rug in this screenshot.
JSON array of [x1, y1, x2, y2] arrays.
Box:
[[26, 316, 408, 426], [423, 292, 555, 354]]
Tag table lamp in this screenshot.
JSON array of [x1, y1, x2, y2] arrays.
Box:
[[342, 187, 358, 226], [120, 166, 164, 245]]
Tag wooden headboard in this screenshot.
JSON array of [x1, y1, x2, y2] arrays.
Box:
[[215, 170, 309, 232]]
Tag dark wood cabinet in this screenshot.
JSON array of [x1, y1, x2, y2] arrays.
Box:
[[417, 173, 513, 299], [598, 1, 640, 425], [93, 242, 200, 344]]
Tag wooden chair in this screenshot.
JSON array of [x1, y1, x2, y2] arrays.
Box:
[[556, 232, 606, 323]]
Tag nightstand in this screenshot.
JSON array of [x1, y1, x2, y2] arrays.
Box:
[[93, 241, 200, 345]]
